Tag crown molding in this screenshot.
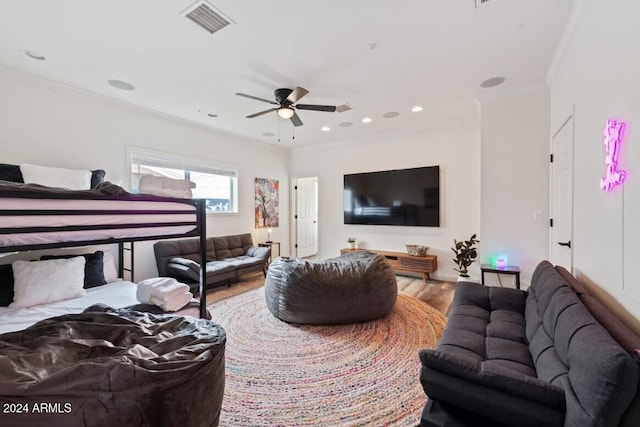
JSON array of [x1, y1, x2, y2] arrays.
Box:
[[0, 64, 286, 152], [545, 0, 594, 88]]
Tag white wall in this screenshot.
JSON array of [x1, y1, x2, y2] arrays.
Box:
[[290, 116, 481, 282], [0, 66, 290, 280], [479, 85, 551, 288], [548, 0, 640, 326]]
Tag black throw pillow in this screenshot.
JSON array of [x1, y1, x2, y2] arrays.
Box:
[[90, 169, 106, 189], [0, 163, 24, 183], [41, 251, 107, 289], [0, 264, 15, 306]]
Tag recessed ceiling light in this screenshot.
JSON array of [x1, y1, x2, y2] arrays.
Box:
[[207, 113, 218, 118], [262, 132, 275, 137], [107, 79, 135, 91], [338, 122, 353, 127], [362, 117, 372, 124], [22, 49, 46, 61], [480, 76, 506, 88], [383, 111, 400, 118], [321, 126, 331, 132], [411, 106, 423, 113]]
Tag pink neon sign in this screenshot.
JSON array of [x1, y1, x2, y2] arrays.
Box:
[[600, 118, 627, 191]]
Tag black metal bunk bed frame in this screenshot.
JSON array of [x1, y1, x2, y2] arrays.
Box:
[[0, 195, 209, 318]]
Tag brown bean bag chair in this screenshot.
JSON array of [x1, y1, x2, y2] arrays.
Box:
[[0, 310, 226, 427]]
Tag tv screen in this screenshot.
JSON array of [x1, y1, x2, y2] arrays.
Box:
[[344, 166, 440, 227]]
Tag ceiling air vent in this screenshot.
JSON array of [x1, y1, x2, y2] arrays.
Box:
[[475, 0, 491, 7], [182, 1, 234, 35]]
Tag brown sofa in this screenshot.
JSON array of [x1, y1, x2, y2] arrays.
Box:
[[154, 233, 270, 292]]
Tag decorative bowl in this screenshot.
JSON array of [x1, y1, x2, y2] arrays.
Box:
[[405, 244, 428, 257]]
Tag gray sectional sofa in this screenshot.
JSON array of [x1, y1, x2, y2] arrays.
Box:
[[153, 233, 270, 292], [419, 260, 640, 427]]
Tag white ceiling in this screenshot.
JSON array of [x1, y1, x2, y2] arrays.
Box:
[[0, 0, 576, 147]]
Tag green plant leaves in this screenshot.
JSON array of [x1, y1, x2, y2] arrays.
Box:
[[452, 234, 479, 275]]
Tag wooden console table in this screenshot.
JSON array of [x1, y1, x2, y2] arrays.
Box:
[[340, 248, 437, 282]]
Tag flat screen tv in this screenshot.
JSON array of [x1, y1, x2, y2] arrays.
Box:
[[344, 166, 439, 227]]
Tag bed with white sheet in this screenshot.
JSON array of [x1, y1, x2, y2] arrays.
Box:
[[0, 280, 201, 335]]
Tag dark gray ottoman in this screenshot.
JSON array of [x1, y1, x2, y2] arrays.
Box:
[[265, 251, 398, 324]]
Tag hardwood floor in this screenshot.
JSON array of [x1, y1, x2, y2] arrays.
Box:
[[207, 272, 456, 317], [396, 275, 456, 315]]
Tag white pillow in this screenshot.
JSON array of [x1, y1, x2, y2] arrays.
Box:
[[102, 251, 119, 283], [10, 257, 87, 308], [20, 163, 92, 190]]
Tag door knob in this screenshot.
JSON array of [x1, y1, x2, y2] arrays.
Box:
[[558, 241, 572, 248]]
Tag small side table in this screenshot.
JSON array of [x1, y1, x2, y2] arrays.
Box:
[[259, 241, 280, 263], [480, 264, 521, 290]]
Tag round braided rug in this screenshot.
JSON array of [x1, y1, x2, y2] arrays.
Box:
[[208, 287, 447, 426]]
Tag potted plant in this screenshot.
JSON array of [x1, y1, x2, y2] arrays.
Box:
[[452, 234, 479, 278], [347, 237, 356, 249]]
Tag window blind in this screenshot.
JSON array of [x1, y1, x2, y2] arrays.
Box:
[[130, 150, 236, 177]]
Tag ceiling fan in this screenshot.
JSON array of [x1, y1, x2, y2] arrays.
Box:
[[235, 87, 337, 127]]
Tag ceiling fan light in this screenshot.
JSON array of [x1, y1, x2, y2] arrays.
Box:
[[277, 107, 294, 119]]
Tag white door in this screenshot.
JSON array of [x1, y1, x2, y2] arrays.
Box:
[[294, 177, 318, 258], [550, 114, 574, 270]]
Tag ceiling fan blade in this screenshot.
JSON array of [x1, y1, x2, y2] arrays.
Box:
[[236, 93, 278, 105], [295, 104, 337, 112], [246, 107, 278, 118], [290, 111, 303, 127], [286, 87, 309, 104]]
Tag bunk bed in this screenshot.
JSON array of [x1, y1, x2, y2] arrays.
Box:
[[0, 180, 226, 427], [0, 180, 209, 319]]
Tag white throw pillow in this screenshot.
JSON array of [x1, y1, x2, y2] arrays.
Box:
[[10, 257, 87, 308], [20, 163, 92, 190], [102, 251, 119, 283]]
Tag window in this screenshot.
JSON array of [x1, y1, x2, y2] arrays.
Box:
[[129, 148, 238, 213]]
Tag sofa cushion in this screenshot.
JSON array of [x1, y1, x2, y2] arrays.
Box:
[[437, 282, 535, 375], [526, 261, 639, 427], [420, 349, 565, 409], [420, 364, 565, 427], [154, 239, 216, 276], [167, 257, 235, 284], [555, 266, 640, 354], [246, 246, 270, 259], [223, 255, 264, 268], [210, 234, 254, 259]]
